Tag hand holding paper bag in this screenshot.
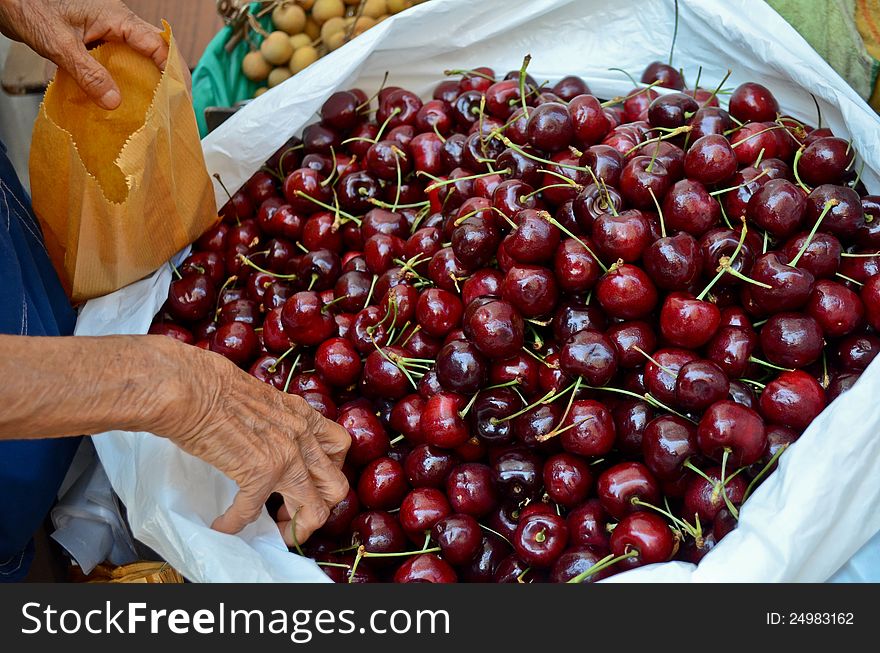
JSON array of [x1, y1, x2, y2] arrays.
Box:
[[29, 22, 216, 303]]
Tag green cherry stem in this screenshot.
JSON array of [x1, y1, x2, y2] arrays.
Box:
[[789, 200, 838, 268], [567, 550, 640, 583]]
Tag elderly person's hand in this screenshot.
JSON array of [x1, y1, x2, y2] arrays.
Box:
[[0, 0, 168, 109], [0, 334, 352, 544]]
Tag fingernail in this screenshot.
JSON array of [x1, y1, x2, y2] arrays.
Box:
[[100, 88, 121, 109]]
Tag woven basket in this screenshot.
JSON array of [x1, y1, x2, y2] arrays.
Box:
[[71, 561, 184, 583]]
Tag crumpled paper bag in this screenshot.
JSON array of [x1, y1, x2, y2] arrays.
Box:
[[29, 23, 216, 303]]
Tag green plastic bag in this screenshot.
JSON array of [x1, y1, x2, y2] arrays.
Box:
[[191, 5, 273, 137]]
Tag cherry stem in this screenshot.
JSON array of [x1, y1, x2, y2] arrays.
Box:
[[521, 182, 581, 201], [600, 80, 660, 108], [743, 443, 790, 503], [682, 459, 714, 484], [633, 345, 675, 376], [696, 218, 748, 301], [521, 346, 551, 367], [717, 448, 740, 520], [539, 210, 608, 272], [748, 356, 793, 372], [668, 0, 680, 65], [626, 125, 692, 158], [363, 546, 441, 559], [789, 200, 838, 268], [491, 381, 577, 425], [212, 173, 241, 225], [645, 393, 697, 423], [444, 68, 495, 81], [519, 54, 532, 118], [276, 144, 305, 179], [169, 260, 183, 280], [700, 68, 732, 109], [836, 272, 863, 286], [294, 191, 360, 225], [630, 497, 697, 539], [357, 72, 389, 112], [315, 561, 350, 569], [499, 136, 590, 174], [738, 378, 766, 390], [237, 253, 298, 279], [267, 345, 296, 373], [543, 377, 581, 439], [373, 106, 402, 143], [479, 523, 513, 547], [432, 122, 447, 143], [280, 354, 302, 394], [792, 146, 811, 194], [389, 434, 405, 446], [567, 550, 640, 584], [391, 146, 404, 212], [348, 546, 366, 583], [841, 251, 880, 257], [723, 265, 772, 289], [320, 146, 339, 188], [708, 169, 769, 196], [213, 275, 239, 320], [321, 294, 350, 313], [648, 187, 666, 238], [422, 168, 511, 193]]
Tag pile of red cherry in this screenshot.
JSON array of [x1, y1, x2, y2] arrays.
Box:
[[150, 58, 880, 583]]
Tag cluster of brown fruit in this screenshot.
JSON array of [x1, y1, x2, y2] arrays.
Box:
[[241, 0, 427, 97]]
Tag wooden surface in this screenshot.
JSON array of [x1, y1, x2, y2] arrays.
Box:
[[2, 0, 224, 95]]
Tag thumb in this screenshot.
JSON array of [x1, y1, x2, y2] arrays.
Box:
[[57, 38, 121, 110], [211, 482, 270, 534]]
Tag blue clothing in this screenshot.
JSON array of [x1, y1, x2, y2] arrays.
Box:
[[0, 142, 78, 581]]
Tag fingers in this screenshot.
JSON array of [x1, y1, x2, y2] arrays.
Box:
[[299, 430, 350, 506], [315, 419, 353, 469], [277, 476, 332, 545], [211, 479, 274, 534], [116, 12, 169, 70]]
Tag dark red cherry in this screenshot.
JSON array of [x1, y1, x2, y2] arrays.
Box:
[[502, 264, 559, 318], [643, 347, 699, 406], [281, 291, 336, 346], [445, 463, 497, 518], [659, 292, 721, 348], [399, 488, 451, 541], [393, 554, 457, 583], [648, 92, 698, 129], [435, 340, 487, 394], [643, 232, 703, 290], [699, 227, 759, 288], [729, 82, 779, 123], [620, 156, 670, 210], [805, 185, 864, 240], [781, 231, 841, 280], [610, 512, 675, 569], [675, 360, 730, 412], [404, 444, 458, 488], [543, 453, 592, 508], [747, 179, 806, 238], [513, 512, 569, 568], [596, 263, 658, 319], [592, 209, 651, 263], [596, 461, 660, 519], [560, 400, 616, 457], [357, 457, 408, 511], [706, 326, 757, 378], [554, 75, 590, 100], [568, 94, 611, 145], [799, 137, 854, 186], [559, 330, 618, 386], [166, 274, 216, 322], [351, 510, 406, 557], [683, 466, 747, 523], [421, 391, 469, 449], [805, 279, 864, 337], [492, 450, 543, 502], [697, 400, 766, 466], [210, 321, 259, 366], [837, 333, 880, 371], [687, 106, 734, 141], [554, 238, 601, 294], [314, 337, 361, 387], [567, 499, 610, 550], [527, 102, 574, 151], [489, 354, 540, 397], [580, 145, 625, 188], [606, 321, 657, 369], [826, 371, 860, 402], [759, 312, 824, 368], [612, 399, 655, 455], [759, 370, 826, 431], [463, 298, 525, 360], [684, 134, 737, 185], [431, 513, 482, 565], [460, 533, 510, 582], [415, 288, 464, 338], [641, 61, 685, 90], [340, 406, 390, 467], [642, 415, 698, 481], [749, 252, 815, 313]]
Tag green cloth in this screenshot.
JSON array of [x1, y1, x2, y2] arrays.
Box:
[[768, 0, 878, 98], [192, 5, 272, 137]]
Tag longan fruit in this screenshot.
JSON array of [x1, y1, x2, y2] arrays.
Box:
[[320, 15, 346, 42], [352, 15, 376, 35], [386, 0, 410, 14], [304, 16, 321, 39], [296, 0, 315, 9], [325, 30, 346, 51], [362, 0, 387, 19], [289, 33, 312, 49], [242, 50, 272, 81], [272, 3, 306, 35], [260, 31, 294, 65], [254, 87, 269, 98], [269, 67, 293, 88], [289, 45, 319, 73], [311, 0, 345, 25]]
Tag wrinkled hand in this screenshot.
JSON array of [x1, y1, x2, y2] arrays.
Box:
[[152, 339, 351, 546], [0, 0, 168, 109]]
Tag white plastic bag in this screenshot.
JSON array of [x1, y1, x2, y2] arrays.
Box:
[[77, 0, 880, 582]]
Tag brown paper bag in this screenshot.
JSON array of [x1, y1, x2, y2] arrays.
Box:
[[29, 23, 217, 303]]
